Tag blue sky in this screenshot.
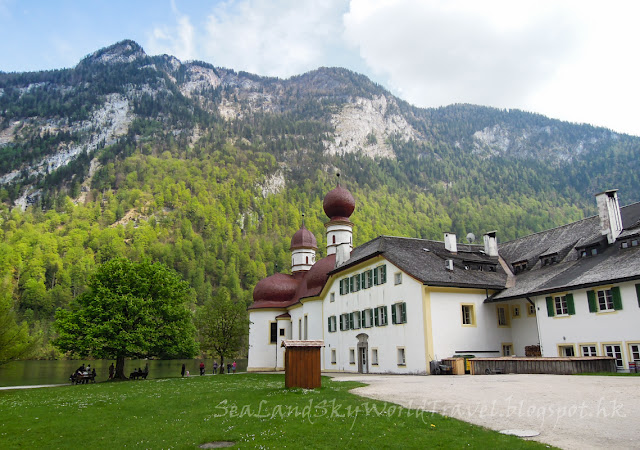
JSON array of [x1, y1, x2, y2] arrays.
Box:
[[2, 0, 640, 136]]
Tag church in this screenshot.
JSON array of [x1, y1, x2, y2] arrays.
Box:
[[247, 179, 640, 374]]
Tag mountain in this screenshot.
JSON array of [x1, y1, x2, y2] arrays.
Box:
[[1, 40, 638, 356]]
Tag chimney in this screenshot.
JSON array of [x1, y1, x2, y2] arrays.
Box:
[[483, 231, 498, 257], [444, 232, 457, 253], [596, 190, 623, 244]]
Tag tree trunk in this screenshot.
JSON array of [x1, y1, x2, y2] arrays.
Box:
[[114, 355, 127, 380], [220, 356, 224, 374]]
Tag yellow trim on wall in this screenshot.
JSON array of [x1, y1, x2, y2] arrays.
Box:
[[427, 286, 491, 295], [268, 321, 277, 346], [422, 287, 435, 365], [460, 303, 477, 327], [501, 342, 514, 356], [526, 303, 536, 317], [557, 343, 576, 357], [626, 342, 640, 364], [578, 342, 599, 357]]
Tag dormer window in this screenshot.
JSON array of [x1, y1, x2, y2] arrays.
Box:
[[620, 238, 639, 249], [513, 261, 528, 274], [540, 254, 558, 266], [578, 245, 599, 258]]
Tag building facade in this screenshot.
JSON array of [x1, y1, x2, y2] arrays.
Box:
[[248, 184, 640, 374]]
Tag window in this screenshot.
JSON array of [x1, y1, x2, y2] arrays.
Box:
[[349, 348, 356, 364], [331, 349, 336, 364], [304, 315, 308, 340], [579, 245, 599, 258], [269, 322, 277, 344], [461, 304, 475, 326], [603, 344, 624, 369], [327, 316, 337, 333], [629, 343, 640, 363], [558, 345, 575, 357], [502, 343, 514, 356], [362, 308, 374, 328], [298, 319, 302, 339], [373, 265, 387, 285], [330, 292, 335, 303], [391, 302, 407, 324], [394, 272, 402, 285], [397, 348, 406, 365], [546, 294, 575, 316], [352, 310, 362, 329], [374, 305, 388, 326], [540, 254, 558, 266], [512, 305, 521, 318], [279, 328, 285, 336], [348, 312, 355, 329], [350, 274, 361, 293], [581, 345, 597, 357], [371, 349, 379, 365], [339, 278, 350, 295], [587, 287, 622, 313], [363, 270, 373, 289], [339, 313, 350, 331], [496, 305, 510, 327], [527, 303, 536, 317]]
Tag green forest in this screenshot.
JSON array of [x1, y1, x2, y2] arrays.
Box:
[[1, 40, 638, 359]]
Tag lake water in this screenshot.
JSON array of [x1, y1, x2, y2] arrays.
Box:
[[0, 358, 248, 387]]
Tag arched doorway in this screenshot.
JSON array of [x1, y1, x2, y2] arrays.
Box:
[[356, 333, 369, 374]]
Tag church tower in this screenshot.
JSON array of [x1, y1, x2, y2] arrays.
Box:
[[290, 215, 318, 276], [323, 174, 355, 267]]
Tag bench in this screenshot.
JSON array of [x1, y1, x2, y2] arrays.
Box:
[[129, 370, 149, 380], [70, 372, 96, 384]]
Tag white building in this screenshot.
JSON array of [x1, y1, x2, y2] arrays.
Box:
[[247, 184, 640, 374]]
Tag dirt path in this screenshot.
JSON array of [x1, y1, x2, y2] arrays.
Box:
[[329, 373, 640, 449]]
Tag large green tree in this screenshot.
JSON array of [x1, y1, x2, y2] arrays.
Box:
[[0, 292, 39, 365], [195, 287, 249, 372], [53, 258, 198, 379]]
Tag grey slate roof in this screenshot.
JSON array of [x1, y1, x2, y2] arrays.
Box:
[[492, 202, 640, 300], [330, 235, 507, 289]]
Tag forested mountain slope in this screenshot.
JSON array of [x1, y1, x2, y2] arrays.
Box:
[[1, 40, 638, 356]]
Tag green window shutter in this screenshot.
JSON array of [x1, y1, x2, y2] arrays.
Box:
[[339, 280, 344, 295], [373, 268, 379, 285], [380, 265, 387, 284], [587, 290, 597, 313], [361, 309, 367, 327], [339, 315, 344, 331], [611, 286, 623, 310], [566, 293, 575, 315], [546, 296, 555, 317], [328, 317, 331, 331], [360, 273, 365, 290], [382, 306, 388, 325], [636, 284, 640, 308], [349, 277, 354, 292], [391, 304, 397, 324], [345, 278, 350, 294], [401, 302, 407, 323], [374, 308, 379, 326], [349, 312, 354, 329]]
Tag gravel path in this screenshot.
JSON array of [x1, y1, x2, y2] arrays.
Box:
[[328, 373, 640, 449]]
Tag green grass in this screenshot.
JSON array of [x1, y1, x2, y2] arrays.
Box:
[[0, 374, 548, 449]]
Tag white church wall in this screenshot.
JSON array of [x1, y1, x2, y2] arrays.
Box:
[[508, 301, 540, 356], [247, 310, 280, 371]]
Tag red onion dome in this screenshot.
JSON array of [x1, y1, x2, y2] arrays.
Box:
[[290, 224, 318, 250], [252, 273, 299, 303], [304, 254, 336, 291], [323, 183, 355, 220]]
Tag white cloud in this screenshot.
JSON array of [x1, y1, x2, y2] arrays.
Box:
[[146, 0, 196, 61], [202, 0, 348, 77]]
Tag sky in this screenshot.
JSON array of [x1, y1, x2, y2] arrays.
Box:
[[1, 0, 639, 136]]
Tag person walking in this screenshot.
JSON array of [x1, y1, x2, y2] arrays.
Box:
[[181, 363, 186, 377], [232, 361, 237, 374], [108, 363, 114, 380], [213, 361, 218, 375], [199, 361, 205, 376]]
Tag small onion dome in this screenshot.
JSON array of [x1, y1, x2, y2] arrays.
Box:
[[323, 183, 355, 221], [290, 224, 318, 250], [252, 273, 299, 303]]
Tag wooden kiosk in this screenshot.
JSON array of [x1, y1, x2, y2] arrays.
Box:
[[281, 340, 324, 389]]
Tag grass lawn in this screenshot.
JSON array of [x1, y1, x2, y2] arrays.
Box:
[[0, 374, 549, 449]]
